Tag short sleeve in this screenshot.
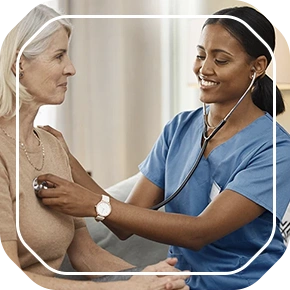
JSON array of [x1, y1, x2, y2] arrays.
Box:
[[226, 139, 290, 222], [139, 123, 170, 189], [139, 110, 202, 190]]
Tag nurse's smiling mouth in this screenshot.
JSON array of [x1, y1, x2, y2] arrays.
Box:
[[199, 76, 220, 89]]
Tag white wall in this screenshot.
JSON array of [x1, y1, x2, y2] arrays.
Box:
[[277, 91, 290, 132]]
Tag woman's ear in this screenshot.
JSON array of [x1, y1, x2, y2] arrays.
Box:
[[251, 56, 268, 79], [11, 51, 24, 77]]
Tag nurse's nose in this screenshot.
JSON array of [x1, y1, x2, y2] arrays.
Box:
[[198, 59, 214, 76]]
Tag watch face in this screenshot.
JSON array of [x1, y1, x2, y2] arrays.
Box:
[[97, 202, 111, 217]]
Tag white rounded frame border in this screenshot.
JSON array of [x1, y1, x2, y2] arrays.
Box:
[[15, 14, 277, 277]]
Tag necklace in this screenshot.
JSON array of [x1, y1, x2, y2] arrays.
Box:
[[1, 127, 45, 171]]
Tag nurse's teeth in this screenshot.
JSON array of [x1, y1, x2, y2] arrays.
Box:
[[201, 79, 218, 86]]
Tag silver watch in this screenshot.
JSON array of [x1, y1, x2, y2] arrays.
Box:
[[95, 195, 111, 222]]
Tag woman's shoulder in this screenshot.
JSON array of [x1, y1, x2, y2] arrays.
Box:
[[34, 127, 67, 154], [35, 126, 60, 142]]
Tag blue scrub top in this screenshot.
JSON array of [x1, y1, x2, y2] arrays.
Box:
[[139, 108, 290, 290]]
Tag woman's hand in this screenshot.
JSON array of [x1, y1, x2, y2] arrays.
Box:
[[141, 257, 182, 273], [130, 275, 189, 290], [38, 125, 70, 155], [129, 258, 190, 290], [36, 174, 101, 217]]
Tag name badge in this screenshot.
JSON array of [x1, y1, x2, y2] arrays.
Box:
[[209, 181, 221, 202]]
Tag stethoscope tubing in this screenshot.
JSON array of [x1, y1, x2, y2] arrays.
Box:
[[151, 121, 225, 210], [151, 72, 256, 210]]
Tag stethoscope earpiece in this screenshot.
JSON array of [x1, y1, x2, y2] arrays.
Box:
[[251, 71, 257, 80]]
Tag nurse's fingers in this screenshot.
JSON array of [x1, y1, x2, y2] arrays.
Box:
[[37, 174, 69, 187]]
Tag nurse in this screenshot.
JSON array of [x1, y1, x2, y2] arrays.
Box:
[[37, 6, 290, 290]]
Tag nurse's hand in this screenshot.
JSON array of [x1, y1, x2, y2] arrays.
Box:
[[130, 274, 189, 290], [36, 174, 101, 217], [38, 125, 70, 156]]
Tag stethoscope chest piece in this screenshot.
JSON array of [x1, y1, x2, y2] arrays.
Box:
[[33, 177, 48, 195]]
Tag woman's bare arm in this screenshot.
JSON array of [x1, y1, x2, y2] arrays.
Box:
[[67, 226, 132, 278], [1, 240, 189, 290], [1, 240, 103, 290]]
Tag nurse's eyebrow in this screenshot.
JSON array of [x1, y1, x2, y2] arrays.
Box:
[[196, 45, 233, 56]]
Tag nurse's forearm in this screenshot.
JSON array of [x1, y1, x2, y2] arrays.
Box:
[[104, 198, 205, 251], [103, 189, 265, 251]]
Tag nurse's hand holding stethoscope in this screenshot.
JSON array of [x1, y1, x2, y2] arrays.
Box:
[[35, 174, 101, 217]]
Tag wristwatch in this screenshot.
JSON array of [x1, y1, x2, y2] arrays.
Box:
[[95, 195, 111, 222]]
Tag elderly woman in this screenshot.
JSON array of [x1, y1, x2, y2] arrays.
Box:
[[0, 4, 189, 290]]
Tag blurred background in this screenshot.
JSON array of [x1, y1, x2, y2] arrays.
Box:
[[35, 0, 290, 188]]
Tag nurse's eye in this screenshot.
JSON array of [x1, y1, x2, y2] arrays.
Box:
[[215, 59, 228, 65]]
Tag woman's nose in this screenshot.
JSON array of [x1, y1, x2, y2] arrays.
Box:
[[64, 60, 76, 76]]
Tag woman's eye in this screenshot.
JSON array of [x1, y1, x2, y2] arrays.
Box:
[[56, 54, 64, 60]]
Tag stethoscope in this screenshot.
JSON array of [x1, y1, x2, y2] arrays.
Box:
[[151, 71, 257, 210], [32, 72, 257, 210]]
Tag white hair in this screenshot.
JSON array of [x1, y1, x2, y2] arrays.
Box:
[[0, 4, 72, 118]]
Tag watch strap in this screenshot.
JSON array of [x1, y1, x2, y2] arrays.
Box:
[[102, 195, 110, 203]]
